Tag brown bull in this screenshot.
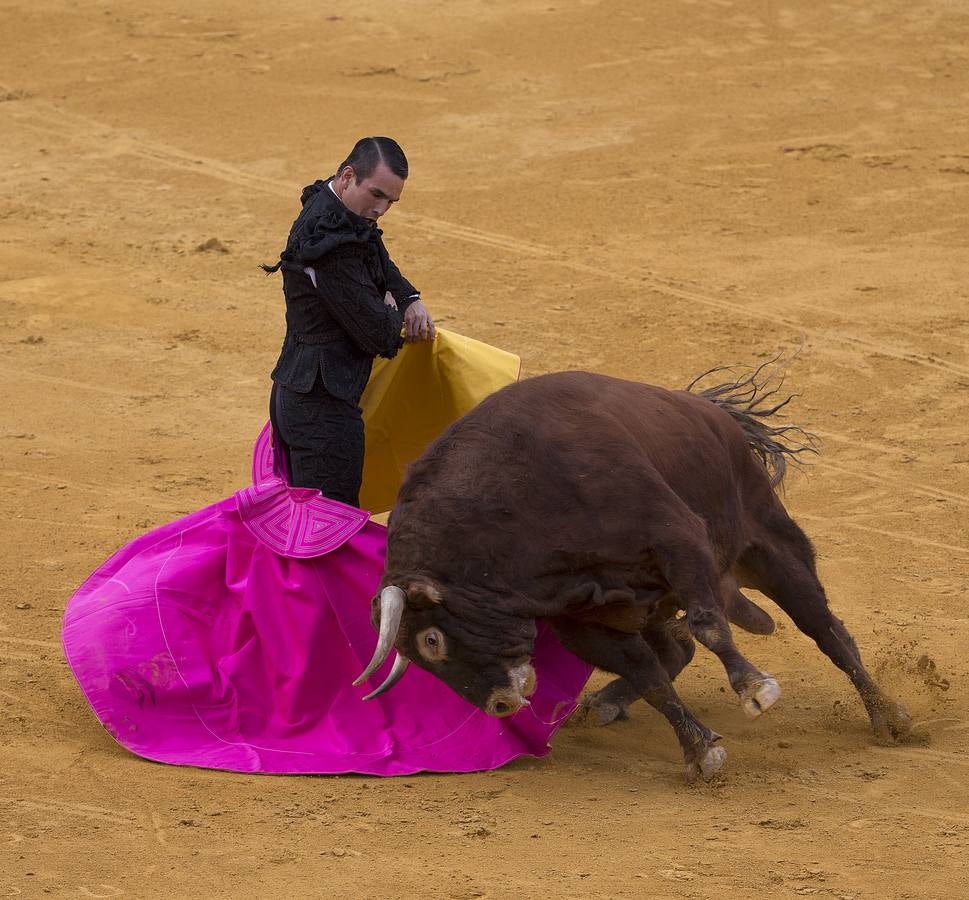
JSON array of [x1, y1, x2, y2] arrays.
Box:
[[354, 369, 913, 780]]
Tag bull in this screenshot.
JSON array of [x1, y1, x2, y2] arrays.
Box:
[[354, 368, 913, 780]]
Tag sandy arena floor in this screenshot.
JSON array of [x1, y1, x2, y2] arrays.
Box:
[[2, 1, 968, 896]]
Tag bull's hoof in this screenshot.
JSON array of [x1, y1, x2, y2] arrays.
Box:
[[576, 695, 630, 727], [575, 679, 637, 726], [740, 674, 781, 719], [686, 745, 727, 783], [871, 699, 914, 744]]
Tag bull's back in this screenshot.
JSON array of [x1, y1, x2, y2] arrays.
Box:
[[391, 371, 777, 577], [477, 371, 750, 457], [422, 371, 772, 510]]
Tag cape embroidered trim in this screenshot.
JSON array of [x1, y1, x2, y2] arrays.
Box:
[[235, 422, 369, 558]]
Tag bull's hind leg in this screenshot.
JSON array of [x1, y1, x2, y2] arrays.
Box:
[[579, 615, 696, 725], [738, 519, 912, 742], [655, 535, 782, 719], [553, 619, 725, 781]]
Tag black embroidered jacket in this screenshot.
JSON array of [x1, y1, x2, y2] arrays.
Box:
[[265, 179, 419, 401]]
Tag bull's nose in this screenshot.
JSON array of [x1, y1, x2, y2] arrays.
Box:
[[487, 699, 519, 718], [485, 692, 527, 718]]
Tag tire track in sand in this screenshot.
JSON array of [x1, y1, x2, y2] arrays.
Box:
[[0, 635, 60, 650], [0, 469, 189, 515], [867, 745, 969, 769], [0, 634, 61, 666], [811, 785, 969, 826], [0, 797, 136, 827], [816, 459, 969, 509], [798, 514, 969, 557], [0, 687, 41, 709], [0, 367, 133, 399], [0, 650, 45, 663], [9, 101, 969, 381]]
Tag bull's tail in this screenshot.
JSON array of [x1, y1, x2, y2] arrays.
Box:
[[687, 359, 819, 487]]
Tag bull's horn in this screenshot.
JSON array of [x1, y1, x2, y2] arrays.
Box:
[[352, 585, 406, 687], [362, 653, 410, 701]]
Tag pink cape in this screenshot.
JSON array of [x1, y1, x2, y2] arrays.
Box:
[[62, 425, 592, 775]]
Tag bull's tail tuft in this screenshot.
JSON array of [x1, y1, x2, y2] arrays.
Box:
[[687, 358, 819, 487]]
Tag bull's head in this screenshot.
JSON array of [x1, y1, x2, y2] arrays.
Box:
[[353, 580, 538, 717]]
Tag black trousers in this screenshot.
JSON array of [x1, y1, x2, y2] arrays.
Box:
[[270, 380, 365, 508]]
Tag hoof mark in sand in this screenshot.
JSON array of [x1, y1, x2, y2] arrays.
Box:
[[78, 887, 124, 899], [869, 745, 969, 770], [149, 814, 167, 846]]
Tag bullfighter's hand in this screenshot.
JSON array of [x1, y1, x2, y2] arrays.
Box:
[[383, 291, 398, 310], [404, 300, 436, 342]]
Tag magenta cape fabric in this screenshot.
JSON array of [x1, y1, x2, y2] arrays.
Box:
[[62, 426, 592, 775]]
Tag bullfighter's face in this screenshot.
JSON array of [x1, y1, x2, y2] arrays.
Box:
[[334, 162, 404, 223], [370, 578, 538, 717]]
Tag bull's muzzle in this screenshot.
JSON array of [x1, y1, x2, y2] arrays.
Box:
[[484, 663, 537, 718]]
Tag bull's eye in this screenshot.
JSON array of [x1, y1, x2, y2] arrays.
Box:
[[416, 627, 447, 663]]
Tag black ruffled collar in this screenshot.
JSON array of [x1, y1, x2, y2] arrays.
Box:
[[264, 178, 381, 272], [299, 179, 375, 232]]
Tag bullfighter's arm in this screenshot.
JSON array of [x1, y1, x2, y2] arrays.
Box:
[[384, 254, 420, 314], [384, 253, 435, 342], [380, 241, 437, 341], [310, 247, 404, 358]]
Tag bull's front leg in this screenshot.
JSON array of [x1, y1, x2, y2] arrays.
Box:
[[580, 612, 696, 725], [552, 618, 726, 782]]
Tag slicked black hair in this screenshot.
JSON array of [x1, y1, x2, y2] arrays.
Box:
[[336, 136, 408, 182]]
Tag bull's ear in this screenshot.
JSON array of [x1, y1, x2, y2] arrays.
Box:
[[405, 579, 443, 609]]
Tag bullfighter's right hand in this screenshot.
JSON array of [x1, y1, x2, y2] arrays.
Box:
[[404, 300, 436, 342]]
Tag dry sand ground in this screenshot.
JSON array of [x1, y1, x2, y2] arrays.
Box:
[[2, 0, 968, 896]]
